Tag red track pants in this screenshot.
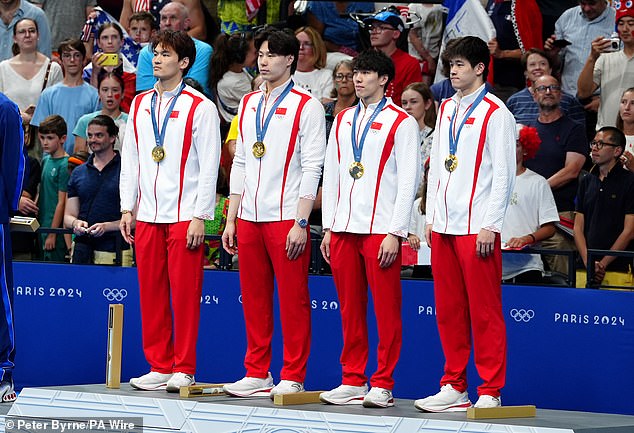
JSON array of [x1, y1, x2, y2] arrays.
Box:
[[431, 232, 506, 397], [330, 232, 402, 390], [135, 221, 204, 375], [237, 219, 311, 382]]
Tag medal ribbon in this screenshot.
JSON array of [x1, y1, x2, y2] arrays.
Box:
[[256, 80, 294, 143], [151, 82, 185, 151], [351, 97, 387, 163], [448, 88, 487, 158]]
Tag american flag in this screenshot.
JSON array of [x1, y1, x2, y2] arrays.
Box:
[[246, 0, 262, 21], [80, 6, 143, 67]]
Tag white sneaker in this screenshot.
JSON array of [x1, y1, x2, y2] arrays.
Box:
[[270, 380, 304, 398], [363, 387, 394, 408], [414, 384, 471, 412], [166, 372, 195, 393], [129, 371, 173, 391], [319, 384, 368, 405], [0, 380, 16, 402], [474, 394, 501, 408], [223, 372, 274, 397]]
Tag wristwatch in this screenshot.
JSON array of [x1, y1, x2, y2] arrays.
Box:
[[296, 218, 308, 228], [121, 210, 132, 215]]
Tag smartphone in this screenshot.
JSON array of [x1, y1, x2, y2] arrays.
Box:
[[99, 53, 119, 67], [552, 39, 571, 48]]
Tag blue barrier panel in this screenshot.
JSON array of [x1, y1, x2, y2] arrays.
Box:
[[11, 263, 634, 415]]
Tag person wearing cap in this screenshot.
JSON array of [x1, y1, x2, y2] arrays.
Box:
[[578, 5, 634, 129], [364, 10, 422, 107]]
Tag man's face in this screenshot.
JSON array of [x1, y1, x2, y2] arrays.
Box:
[[590, 130, 621, 165], [152, 43, 188, 81], [159, 3, 188, 31], [449, 56, 482, 93], [525, 53, 551, 83], [617, 16, 634, 43], [353, 69, 387, 102], [257, 41, 293, 86], [533, 75, 562, 110], [60, 48, 84, 75], [368, 21, 399, 50], [579, 0, 607, 21], [87, 124, 115, 154]]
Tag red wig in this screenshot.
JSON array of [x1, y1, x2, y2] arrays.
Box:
[[519, 126, 541, 161]]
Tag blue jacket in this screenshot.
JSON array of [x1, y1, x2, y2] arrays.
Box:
[[0, 93, 26, 223]]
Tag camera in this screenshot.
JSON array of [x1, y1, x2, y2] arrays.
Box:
[[603, 33, 621, 52]]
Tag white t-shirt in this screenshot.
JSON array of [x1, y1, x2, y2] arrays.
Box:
[[501, 168, 560, 279], [625, 134, 634, 155], [0, 58, 63, 111], [216, 69, 252, 123], [293, 68, 333, 102]]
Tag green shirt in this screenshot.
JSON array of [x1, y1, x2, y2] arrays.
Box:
[[39, 154, 69, 228]]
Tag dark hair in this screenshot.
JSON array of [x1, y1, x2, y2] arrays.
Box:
[[439, 37, 463, 78], [254, 27, 299, 74], [210, 32, 253, 93], [38, 115, 67, 137], [58, 38, 86, 58], [129, 11, 155, 28], [403, 82, 437, 128], [616, 87, 634, 130], [13, 18, 38, 36], [88, 114, 119, 138], [97, 22, 124, 41], [183, 77, 204, 93], [352, 49, 395, 90], [597, 126, 626, 152], [151, 30, 196, 76], [445, 36, 489, 82], [97, 71, 125, 93]]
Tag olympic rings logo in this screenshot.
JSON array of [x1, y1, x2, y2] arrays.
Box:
[[103, 288, 128, 302], [510, 308, 535, 322]]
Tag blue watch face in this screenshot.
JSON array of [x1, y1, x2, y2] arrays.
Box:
[[298, 218, 308, 228]]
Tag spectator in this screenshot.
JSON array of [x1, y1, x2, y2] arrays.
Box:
[[120, 0, 207, 41], [577, 6, 634, 130], [12, 153, 41, 261], [324, 59, 357, 137], [506, 48, 585, 127], [136, 2, 212, 95], [31, 39, 100, 154], [0, 0, 52, 60], [306, 1, 374, 57], [407, 2, 443, 85], [210, 31, 256, 123], [64, 115, 131, 266], [544, 0, 614, 96], [525, 74, 587, 276], [0, 18, 62, 153], [31, 0, 96, 53], [401, 82, 436, 170], [574, 127, 634, 287], [293, 26, 333, 102], [536, 0, 578, 42], [617, 87, 634, 156], [84, 22, 136, 113], [73, 72, 128, 153], [37, 115, 71, 262], [0, 89, 25, 403], [364, 10, 422, 106], [502, 125, 559, 284], [128, 11, 155, 45]]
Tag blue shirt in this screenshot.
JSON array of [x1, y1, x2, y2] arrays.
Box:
[[67, 152, 127, 252], [0, 0, 51, 61], [0, 92, 26, 223], [555, 5, 615, 95], [306, 1, 374, 51], [136, 38, 213, 96], [31, 82, 100, 154], [507, 87, 586, 128]]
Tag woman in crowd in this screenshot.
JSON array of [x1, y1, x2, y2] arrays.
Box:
[[323, 60, 357, 138], [617, 87, 634, 158], [401, 82, 436, 169], [0, 18, 63, 154], [73, 72, 127, 153], [210, 31, 256, 124], [84, 22, 136, 113], [294, 26, 333, 103]]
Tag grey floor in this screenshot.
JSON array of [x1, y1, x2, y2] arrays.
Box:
[[17, 384, 633, 433]]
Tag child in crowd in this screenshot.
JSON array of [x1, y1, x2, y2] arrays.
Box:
[[38, 115, 71, 262], [129, 11, 155, 45]]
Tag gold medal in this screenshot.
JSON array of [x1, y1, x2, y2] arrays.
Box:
[[152, 146, 165, 162], [349, 161, 364, 179], [252, 141, 266, 158], [444, 154, 458, 172]]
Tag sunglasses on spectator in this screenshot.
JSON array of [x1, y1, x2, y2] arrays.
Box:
[[534, 84, 561, 93], [335, 73, 354, 81], [589, 140, 619, 150]]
